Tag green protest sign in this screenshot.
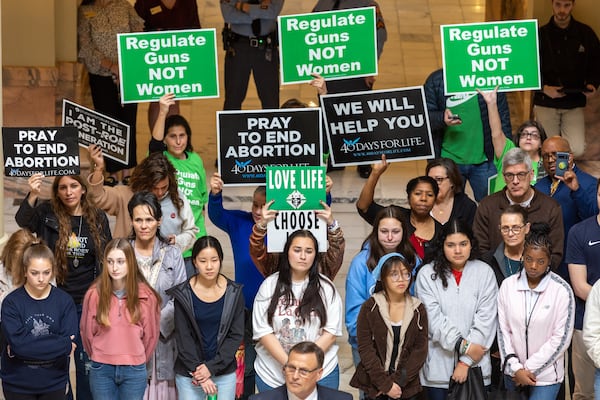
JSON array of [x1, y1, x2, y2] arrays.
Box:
[[117, 29, 219, 103], [441, 20, 540, 94], [266, 166, 326, 211], [278, 7, 378, 84]]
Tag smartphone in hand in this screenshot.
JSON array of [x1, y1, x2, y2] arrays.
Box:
[[555, 152, 570, 177]]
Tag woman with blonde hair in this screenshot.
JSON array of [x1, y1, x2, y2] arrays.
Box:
[[81, 239, 160, 400], [16, 173, 111, 400], [0, 228, 37, 310], [1, 241, 78, 400]]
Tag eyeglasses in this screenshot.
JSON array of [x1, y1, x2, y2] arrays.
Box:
[[500, 225, 525, 235], [521, 131, 541, 140], [390, 271, 412, 281], [503, 171, 529, 181], [542, 152, 560, 161], [432, 176, 449, 184], [283, 364, 320, 378]]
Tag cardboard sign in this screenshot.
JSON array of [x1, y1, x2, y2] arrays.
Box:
[[3, 127, 80, 177], [266, 211, 328, 253], [321, 87, 434, 166], [266, 166, 326, 211], [217, 108, 322, 186], [62, 100, 130, 165], [441, 20, 540, 94], [117, 29, 219, 103], [278, 7, 378, 84]]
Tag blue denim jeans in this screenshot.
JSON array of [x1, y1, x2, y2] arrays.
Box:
[[349, 336, 366, 400], [457, 160, 497, 202], [68, 303, 92, 400], [424, 386, 448, 400], [593, 369, 600, 400], [504, 375, 561, 400], [88, 362, 147, 400], [176, 372, 236, 400]]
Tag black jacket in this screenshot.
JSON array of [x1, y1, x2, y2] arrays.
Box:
[[15, 194, 111, 303], [167, 276, 245, 377], [535, 17, 600, 109]]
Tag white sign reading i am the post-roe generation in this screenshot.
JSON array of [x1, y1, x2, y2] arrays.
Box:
[[278, 7, 378, 84], [62, 100, 130, 166], [441, 20, 540, 95], [118, 29, 219, 103]]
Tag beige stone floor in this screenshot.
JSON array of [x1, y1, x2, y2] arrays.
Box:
[[3, 0, 589, 398]]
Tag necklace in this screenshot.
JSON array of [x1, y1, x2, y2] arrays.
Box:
[[504, 255, 521, 276], [67, 216, 83, 268]]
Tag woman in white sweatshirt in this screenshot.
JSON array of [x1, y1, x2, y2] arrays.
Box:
[[415, 219, 498, 400]]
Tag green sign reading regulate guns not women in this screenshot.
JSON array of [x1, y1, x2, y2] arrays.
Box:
[[117, 29, 219, 103], [278, 7, 378, 84], [441, 20, 540, 94]]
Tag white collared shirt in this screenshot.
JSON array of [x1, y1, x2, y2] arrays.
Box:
[[287, 387, 318, 400]]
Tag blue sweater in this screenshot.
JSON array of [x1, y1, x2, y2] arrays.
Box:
[[208, 192, 265, 309], [535, 166, 599, 280], [1, 286, 78, 394]]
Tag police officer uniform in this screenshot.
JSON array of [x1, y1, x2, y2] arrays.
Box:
[[220, 0, 284, 110]]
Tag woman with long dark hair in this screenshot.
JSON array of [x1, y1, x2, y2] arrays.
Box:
[[128, 192, 187, 399], [252, 230, 343, 392], [357, 166, 442, 261], [346, 206, 418, 375], [149, 93, 208, 276], [88, 145, 198, 251], [81, 239, 160, 400], [16, 173, 111, 400], [415, 219, 498, 400], [168, 236, 244, 400], [351, 253, 428, 400], [498, 223, 574, 399]]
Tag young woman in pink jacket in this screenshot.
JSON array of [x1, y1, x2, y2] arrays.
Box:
[[497, 223, 575, 399], [81, 238, 161, 400]]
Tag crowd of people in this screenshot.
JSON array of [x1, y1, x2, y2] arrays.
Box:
[[3, 0, 600, 400]]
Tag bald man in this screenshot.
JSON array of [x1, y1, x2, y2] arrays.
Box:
[[535, 136, 598, 267]]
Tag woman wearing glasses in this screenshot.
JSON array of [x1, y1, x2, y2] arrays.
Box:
[[415, 219, 498, 400], [252, 230, 343, 392], [346, 206, 419, 386], [497, 223, 574, 399], [481, 88, 548, 194], [350, 253, 428, 400], [426, 158, 477, 226], [481, 205, 531, 286]]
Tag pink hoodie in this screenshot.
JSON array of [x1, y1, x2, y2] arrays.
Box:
[[81, 283, 159, 366]]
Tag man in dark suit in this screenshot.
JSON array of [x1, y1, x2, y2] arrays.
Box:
[[249, 342, 352, 400]]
